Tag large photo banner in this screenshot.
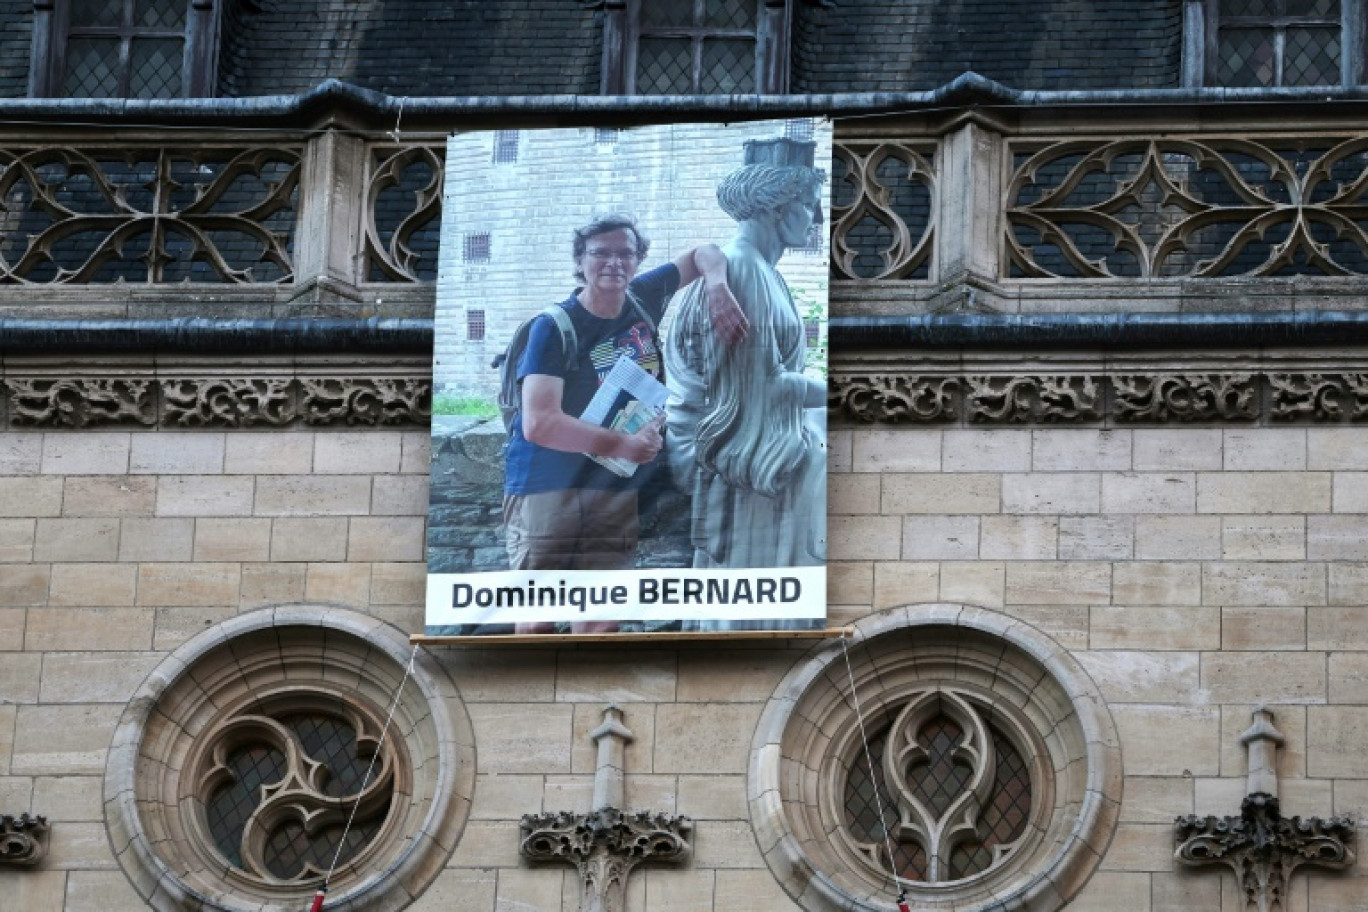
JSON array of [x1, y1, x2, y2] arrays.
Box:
[[425, 120, 831, 635]]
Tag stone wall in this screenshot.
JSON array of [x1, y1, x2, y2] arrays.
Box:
[[1, 418, 1365, 910]]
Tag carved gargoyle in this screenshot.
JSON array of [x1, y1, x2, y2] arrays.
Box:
[[0, 814, 49, 866]]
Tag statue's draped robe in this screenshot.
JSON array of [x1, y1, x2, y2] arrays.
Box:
[[664, 237, 825, 572]]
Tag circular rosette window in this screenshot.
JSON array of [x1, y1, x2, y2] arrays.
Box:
[[105, 608, 475, 912], [750, 605, 1122, 912]]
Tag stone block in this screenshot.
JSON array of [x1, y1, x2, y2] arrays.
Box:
[[557, 650, 676, 704], [33, 518, 119, 562], [850, 428, 940, 472], [11, 704, 123, 774], [1132, 428, 1223, 471], [1329, 652, 1368, 703], [62, 476, 154, 517], [1032, 428, 1131, 471], [64, 871, 148, 912], [467, 703, 573, 774], [47, 563, 137, 607], [314, 431, 403, 474], [223, 433, 314, 474], [0, 609, 23, 650], [155, 475, 255, 517], [446, 818, 520, 868], [370, 562, 426, 605], [1307, 874, 1368, 912], [270, 516, 349, 561], [1223, 428, 1306, 470], [1077, 651, 1199, 703], [1308, 515, 1368, 560], [1001, 473, 1098, 514], [1102, 473, 1195, 514], [654, 703, 761, 774], [1090, 605, 1219, 650], [1221, 606, 1306, 650], [1328, 563, 1368, 606], [1332, 471, 1368, 512], [0, 519, 34, 562], [714, 869, 805, 911], [253, 475, 372, 516], [434, 648, 557, 703], [1202, 652, 1326, 704], [0, 477, 61, 518], [1202, 562, 1326, 607], [1197, 472, 1331, 514], [348, 516, 426, 562], [943, 429, 1031, 472], [1059, 515, 1132, 560], [1001, 604, 1088, 650], [1005, 561, 1110, 605], [0, 653, 39, 703], [939, 561, 1003, 607], [25, 606, 151, 651], [136, 563, 240, 606], [407, 868, 496, 912], [1308, 605, 1368, 649], [152, 606, 238, 651], [0, 565, 50, 607], [900, 515, 980, 560], [828, 474, 880, 514], [129, 433, 224, 474], [1113, 562, 1201, 606], [643, 869, 715, 912], [690, 819, 766, 868], [117, 517, 193, 561], [469, 772, 543, 819], [193, 517, 272, 561], [238, 562, 306, 609], [32, 775, 103, 822], [883, 473, 998, 515], [1065, 871, 1151, 909], [1112, 704, 1220, 775], [0, 871, 67, 912], [1223, 515, 1306, 560], [399, 431, 430, 474], [1122, 776, 1193, 824], [677, 649, 791, 703], [678, 775, 748, 820], [828, 429, 851, 472], [303, 562, 371, 606], [872, 561, 938, 608], [38, 652, 161, 703], [0, 434, 42, 474], [372, 474, 429, 516], [40, 433, 129, 474], [1134, 515, 1221, 560], [982, 515, 1059, 560], [827, 561, 871, 606], [827, 515, 900, 560], [1308, 427, 1368, 470]]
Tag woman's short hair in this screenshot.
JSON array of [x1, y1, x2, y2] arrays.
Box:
[[715, 165, 825, 223], [572, 214, 651, 281]]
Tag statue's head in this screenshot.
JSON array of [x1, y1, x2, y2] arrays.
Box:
[[571, 213, 651, 282], [716, 138, 826, 243]]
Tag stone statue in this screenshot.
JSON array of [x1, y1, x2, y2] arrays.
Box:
[[664, 137, 827, 575]]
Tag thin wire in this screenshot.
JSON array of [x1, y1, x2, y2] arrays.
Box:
[[839, 629, 902, 896], [321, 642, 421, 888]]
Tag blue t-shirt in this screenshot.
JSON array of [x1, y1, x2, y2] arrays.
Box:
[[505, 263, 680, 495]]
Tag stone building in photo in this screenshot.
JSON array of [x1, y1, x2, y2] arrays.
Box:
[[0, 2, 1366, 912]]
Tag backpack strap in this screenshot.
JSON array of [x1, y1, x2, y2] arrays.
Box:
[[542, 304, 578, 366]]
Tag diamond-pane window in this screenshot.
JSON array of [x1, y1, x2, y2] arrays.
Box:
[[1215, 0, 1343, 87], [842, 696, 1033, 885], [631, 0, 759, 94], [54, 0, 195, 99]]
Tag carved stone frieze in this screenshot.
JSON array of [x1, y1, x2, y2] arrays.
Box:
[[1268, 372, 1368, 422], [828, 375, 957, 423], [162, 378, 297, 427], [300, 378, 432, 426], [1113, 373, 1258, 423], [7, 378, 155, 427], [966, 374, 1102, 423], [0, 813, 49, 866]]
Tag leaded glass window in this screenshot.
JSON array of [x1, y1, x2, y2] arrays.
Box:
[[63, 0, 188, 98], [1215, 0, 1344, 86], [634, 0, 758, 94], [841, 690, 1034, 884]]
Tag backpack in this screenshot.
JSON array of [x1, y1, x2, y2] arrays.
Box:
[[492, 294, 657, 431]]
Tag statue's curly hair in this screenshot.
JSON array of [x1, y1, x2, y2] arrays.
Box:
[[715, 165, 826, 222]]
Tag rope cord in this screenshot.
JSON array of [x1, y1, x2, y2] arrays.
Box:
[[839, 629, 903, 899], [320, 642, 421, 893]]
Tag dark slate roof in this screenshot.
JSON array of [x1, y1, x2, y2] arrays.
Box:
[[0, 0, 30, 98], [792, 0, 1183, 94], [218, 0, 602, 98]]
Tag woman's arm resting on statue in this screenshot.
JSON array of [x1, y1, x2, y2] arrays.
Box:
[[673, 244, 749, 346], [521, 374, 663, 464]]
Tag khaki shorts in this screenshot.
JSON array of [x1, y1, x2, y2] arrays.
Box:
[[503, 488, 639, 571]]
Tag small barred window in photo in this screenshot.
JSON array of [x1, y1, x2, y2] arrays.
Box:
[[492, 130, 520, 164], [463, 232, 491, 263], [467, 309, 486, 341]]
